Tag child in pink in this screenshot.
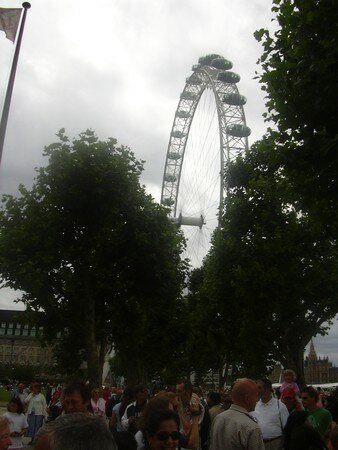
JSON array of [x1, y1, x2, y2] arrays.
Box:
[[280, 369, 300, 397]]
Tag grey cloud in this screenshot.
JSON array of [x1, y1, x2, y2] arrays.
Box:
[[306, 320, 338, 365], [0, 0, 335, 363]]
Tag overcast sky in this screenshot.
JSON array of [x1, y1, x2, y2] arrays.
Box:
[[0, 0, 337, 365]]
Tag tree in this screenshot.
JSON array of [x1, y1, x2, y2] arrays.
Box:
[[184, 1, 338, 385], [199, 135, 337, 385], [186, 0, 338, 385], [0, 129, 186, 386], [254, 0, 338, 236], [0, 363, 36, 382]]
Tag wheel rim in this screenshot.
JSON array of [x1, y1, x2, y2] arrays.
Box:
[[161, 55, 250, 267]]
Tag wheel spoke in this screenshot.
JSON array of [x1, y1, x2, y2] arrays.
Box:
[[161, 56, 250, 268]]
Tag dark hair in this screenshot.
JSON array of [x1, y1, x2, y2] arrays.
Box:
[[8, 397, 24, 415], [138, 396, 171, 430], [122, 387, 135, 403], [207, 392, 221, 405], [35, 413, 117, 450], [144, 409, 180, 438], [301, 386, 319, 402], [283, 411, 309, 450], [289, 424, 326, 450], [112, 431, 137, 450], [256, 378, 272, 391], [119, 387, 135, 419], [64, 381, 91, 404], [284, 410, 309, 432], [33, 382, 42, 392], [177, 379, 193, 393], [329, 427, 338, 450], [193, 386, 203, 397], [134, 385, 147, 395]]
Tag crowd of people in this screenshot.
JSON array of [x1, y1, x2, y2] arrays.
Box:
[[0, 369, 338, 450]]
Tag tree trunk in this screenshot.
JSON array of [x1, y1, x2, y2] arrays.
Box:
[[84, 297, 102, 388], [121, 352, 142, 386], [219, 361, 228, 389], [231, 363, 241, 383]]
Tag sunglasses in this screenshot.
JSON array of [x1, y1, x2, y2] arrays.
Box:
[[301, 396, 309, 400], [155, 431, 180, 441]]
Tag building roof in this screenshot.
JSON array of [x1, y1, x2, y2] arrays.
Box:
[[0, 309, 28, 323]]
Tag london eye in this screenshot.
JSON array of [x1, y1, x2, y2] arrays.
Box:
[[161, 54, 251, 267]]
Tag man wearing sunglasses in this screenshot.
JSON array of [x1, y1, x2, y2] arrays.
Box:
[[300, 386, 332, 438]]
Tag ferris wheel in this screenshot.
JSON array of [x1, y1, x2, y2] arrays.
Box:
[[161, 54, 251, 267]]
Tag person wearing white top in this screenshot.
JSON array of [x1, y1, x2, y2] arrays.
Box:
[[24, 383, 47, 443], [253, 379, 289, 450], [90, 389, 106, 418], [3, 398, 28, 450]]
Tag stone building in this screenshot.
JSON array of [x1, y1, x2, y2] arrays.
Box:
[[304, 339, 338, 384], [0, 309, 55, 374], [270, 341, 338, 385]]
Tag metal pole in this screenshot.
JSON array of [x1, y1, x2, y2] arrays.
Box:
[[0, 2, 31, 167]]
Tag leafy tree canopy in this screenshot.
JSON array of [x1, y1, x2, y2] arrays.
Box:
[[185, 0, 338, 385], [197, 135, 337, 384], [0, 129, 186, 385], [254, 0, 338, 234]]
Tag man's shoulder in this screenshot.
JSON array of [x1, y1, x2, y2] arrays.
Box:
[[277, 398, 289, 412], [216, 406, 258, 426], [122, 401, 136, 416], [215, 408, 230, 419], [312, 407, 332, 419], [209, 404, 224, 415], [267, 397, 279, 406], [256, 397, 286, 408], [112, 402, 122, 411]]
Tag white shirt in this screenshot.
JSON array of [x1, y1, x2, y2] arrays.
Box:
[[25, 392, 48, 416], [134, 430, 145, 450], [253, 397, 289, 439], [91, 397, 106, 417], [112, 403, 126, 432], [17, 392, 28, 404], [3, 412, 28, 449]]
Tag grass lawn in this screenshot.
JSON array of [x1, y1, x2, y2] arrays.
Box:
[[0, 388, 10, 402]]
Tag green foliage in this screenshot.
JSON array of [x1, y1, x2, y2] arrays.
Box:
[[224, 137, 336, 370], [0, 363, 36, 382], [188, 0, 338, 380], [0, 130, 186, 385], [255, 0, 338, 234], [190, 133, 337, 382]]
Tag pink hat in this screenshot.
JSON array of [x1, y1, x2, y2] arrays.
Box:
[[281, 388, 296, 399]]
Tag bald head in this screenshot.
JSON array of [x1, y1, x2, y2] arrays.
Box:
[[231, 378, 258, 412]]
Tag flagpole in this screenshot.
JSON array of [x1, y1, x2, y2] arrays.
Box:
[[0, 2, 31, 167]]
